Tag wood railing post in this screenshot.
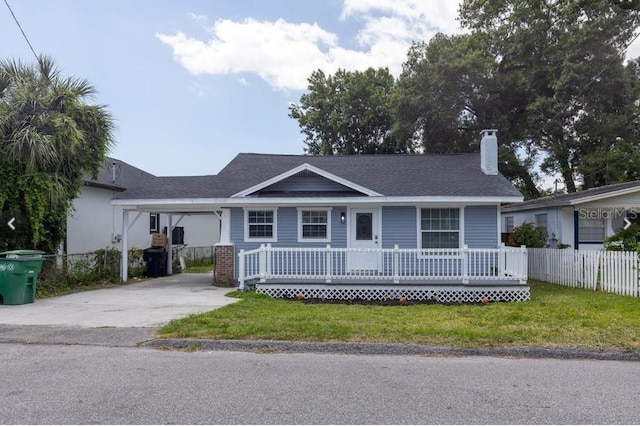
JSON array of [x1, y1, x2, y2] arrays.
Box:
[[462, 245, 469, 284], [259, 244, 266, 282], [325, 244, 332, 283], [238, 249, 246, 290], [520, 245, 527, 284], [498, 243, 505, 278], [265, 243, 272, 280], [393, 245, 400, 284]]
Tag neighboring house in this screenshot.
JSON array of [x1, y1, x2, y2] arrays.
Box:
[[501, 180, 640, 250], [66, 157, 220, 255], [113, 130, 530, 302]]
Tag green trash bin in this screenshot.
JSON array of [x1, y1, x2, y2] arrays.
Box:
[[0, 250, 45, 305]]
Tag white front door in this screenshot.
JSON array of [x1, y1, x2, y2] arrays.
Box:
[[348, 208, 380, 271]]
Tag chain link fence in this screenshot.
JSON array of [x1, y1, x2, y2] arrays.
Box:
[[37, 246, 215, 296]]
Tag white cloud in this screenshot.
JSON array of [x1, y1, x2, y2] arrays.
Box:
[[156, 1, 461, 90], [187, 12, 209, 24]]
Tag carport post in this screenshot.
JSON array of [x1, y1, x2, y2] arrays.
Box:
[[166, 214, 173, 275], [121, 210, 129, 282]]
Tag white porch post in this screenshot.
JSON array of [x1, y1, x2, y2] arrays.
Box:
[[214, 209, 236, 286], [166, 214, 173, 275], [238, 249, 246, 290], [120, 210, 129, 282], [218, 209, 231, 244]]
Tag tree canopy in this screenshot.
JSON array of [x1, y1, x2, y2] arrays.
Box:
[[289, 1, 640, 199], [0, 56, 114, 253], [289, 68, 412, 155]]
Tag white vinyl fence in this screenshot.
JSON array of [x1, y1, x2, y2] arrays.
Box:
[[528, 248, 639, 297]]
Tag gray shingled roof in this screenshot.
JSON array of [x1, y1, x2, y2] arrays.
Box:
[[85, 157, 157, 191], [113, 153, 521, 200], [502, 180, 640, 212]]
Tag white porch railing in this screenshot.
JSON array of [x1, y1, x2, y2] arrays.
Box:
[[238, 244, 528, 288]]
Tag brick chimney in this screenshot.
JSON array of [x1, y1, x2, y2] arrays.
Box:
[[480, 129, 498, 175]]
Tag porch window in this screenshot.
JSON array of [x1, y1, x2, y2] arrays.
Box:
[[578, 218, 605, 243], [297, 208, 331, 242], [420, 208, 460, 249], [245, 209, 277, 242]]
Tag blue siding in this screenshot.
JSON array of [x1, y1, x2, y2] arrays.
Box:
[[464, 205, 498, 248], [233, 204, 500, 280], [261, 176, 356, 193], [381, 206, 417, 248], [231, 206, 347, 279]]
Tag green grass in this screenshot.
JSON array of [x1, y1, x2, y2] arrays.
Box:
[[156, 281, 640, 350], [181, 264, 214, 273]]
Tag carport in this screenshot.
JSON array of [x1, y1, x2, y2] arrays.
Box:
[[110, 175, 232, 283], [115, 204, 231, 283]]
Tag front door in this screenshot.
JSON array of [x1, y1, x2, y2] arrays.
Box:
[[348, 208, 380, 271]]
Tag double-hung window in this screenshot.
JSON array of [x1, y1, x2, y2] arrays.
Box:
[[298, 208, 331, 242], [245, 209, 277, 242], [420, 208, 460, 249]]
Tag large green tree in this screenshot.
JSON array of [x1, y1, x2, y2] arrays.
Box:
[[0, 56, 114, 253], [289, 67, 412, 155], [458, 0, 640, 192], [391, 33, 542, 199]]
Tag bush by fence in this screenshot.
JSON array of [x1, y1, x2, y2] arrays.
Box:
[[528, 248, 639, 297]]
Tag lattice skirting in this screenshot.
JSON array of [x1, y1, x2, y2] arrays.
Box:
[[255, 284, 530, 303]]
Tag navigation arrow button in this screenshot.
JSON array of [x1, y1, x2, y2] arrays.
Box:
[[7, 217, 15, 231], [624, 217, 632, 230]]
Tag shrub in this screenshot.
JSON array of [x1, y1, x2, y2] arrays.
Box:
[[511, 222, 547, 248], [604, 223, 640, 251]]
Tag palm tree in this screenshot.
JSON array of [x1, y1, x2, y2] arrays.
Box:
[[0, 55, 114, 252]]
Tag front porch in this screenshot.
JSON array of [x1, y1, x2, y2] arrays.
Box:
[[238, 245, 529, 302]]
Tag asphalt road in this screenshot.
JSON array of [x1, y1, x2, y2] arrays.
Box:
[[1, 342, 639, 424]]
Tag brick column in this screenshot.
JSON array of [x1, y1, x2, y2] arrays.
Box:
[[215, 244, 235, 286]]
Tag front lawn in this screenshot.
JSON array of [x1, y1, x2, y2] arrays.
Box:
[[156, 281, 640, 350]]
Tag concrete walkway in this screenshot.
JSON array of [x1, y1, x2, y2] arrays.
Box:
[[0, 273, 240, 328]]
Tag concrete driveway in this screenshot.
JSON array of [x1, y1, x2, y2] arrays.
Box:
[[0, 273, 240, 328]]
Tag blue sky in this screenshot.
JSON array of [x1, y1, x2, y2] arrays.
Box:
[[1, 0, 464, 176], [3, 1, 639, 180]]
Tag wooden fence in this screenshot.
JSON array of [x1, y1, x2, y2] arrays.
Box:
[[528, 248, 639, 297]]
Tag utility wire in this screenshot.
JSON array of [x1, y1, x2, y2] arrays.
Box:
[[4, 0, 39, 61]]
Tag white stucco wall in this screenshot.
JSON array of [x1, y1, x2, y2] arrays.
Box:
[[502, 190, 640, 250], [502, 206, 573, 247], [66, 186, 220, 254]]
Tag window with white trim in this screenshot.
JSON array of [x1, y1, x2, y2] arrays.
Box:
[[245, 209, 277, 241], [578, 218, 605, 243], [420, 208, 460, 249], [298, 208, 331, 242], [150, 213, 160, 233], [535, 213, 548, 237], [505, 216, 514, 233]]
